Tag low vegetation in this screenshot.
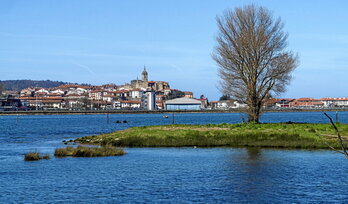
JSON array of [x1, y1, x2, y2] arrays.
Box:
[[75, 123, 348, 149], [54, 146, 125, 157], [24, 152, 50, 161]]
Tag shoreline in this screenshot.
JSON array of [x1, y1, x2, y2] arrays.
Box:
[[1, 108, 348, 115]]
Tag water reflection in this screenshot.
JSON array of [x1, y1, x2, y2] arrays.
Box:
[[220, 148, 280, 202], [246, 147, 262, 161]]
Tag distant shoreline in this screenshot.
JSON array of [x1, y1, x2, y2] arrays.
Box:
[[0, 108, 348, 115]]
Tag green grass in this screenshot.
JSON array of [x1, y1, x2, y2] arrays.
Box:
[[54, 146, 126, 157], [24, 152, 50, 161], [74, 123, 348, 149]]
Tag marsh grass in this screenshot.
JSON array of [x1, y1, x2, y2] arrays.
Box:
[[24, 152, 50, 161], [54, 146, 125, 157], [75, 123, 348, 149]]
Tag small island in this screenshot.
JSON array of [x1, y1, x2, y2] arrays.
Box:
[[75, 123, 346, 149]]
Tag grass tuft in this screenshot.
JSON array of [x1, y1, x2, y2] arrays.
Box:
[[24, 152, 50, 161], [54, 146, 126, 157]]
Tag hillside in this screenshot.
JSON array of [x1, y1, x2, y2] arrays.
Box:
[[0, 80, 89, 91]]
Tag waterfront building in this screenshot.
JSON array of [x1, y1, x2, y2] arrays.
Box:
[[165, 97, 202, 110], [320, 97, 348, 107], [289, 98, 324, 108], [120, 100, 141, 109], [142, 90, 156, 110]]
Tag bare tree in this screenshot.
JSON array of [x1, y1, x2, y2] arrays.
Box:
[[212, 5, 298, 123]]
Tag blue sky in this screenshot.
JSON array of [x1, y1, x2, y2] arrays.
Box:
[[1, 0, 348, 100]]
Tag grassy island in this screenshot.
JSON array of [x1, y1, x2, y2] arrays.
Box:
[[74, 123, 348, 149]]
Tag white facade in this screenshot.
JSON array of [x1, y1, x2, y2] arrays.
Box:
[[142, 91, 156, 110], [131, 90, 143, 99]]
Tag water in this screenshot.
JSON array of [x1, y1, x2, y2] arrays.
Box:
[[1, 112, 348, 203]]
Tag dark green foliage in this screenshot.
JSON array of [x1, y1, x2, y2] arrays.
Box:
[[0, 80, 91, 91], [219, 95, 230, 100], [54, 146, 125, 157]]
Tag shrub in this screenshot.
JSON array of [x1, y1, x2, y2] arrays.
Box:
[[54, 146, 126, 157], [24, 152, 50, 161]]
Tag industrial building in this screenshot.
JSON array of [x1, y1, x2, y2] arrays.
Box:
[[165, 97, 202, 110]]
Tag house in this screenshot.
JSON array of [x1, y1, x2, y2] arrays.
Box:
[[121, 100, 141, 109], [130, 89, 143, 99], [102, 94, 114, 102], [41, 99, 64, 109], [183, 91, 193, 99], [34, 88, 49, 96], [213, 100, 235, 109], [89, 90, 103, 100], [20, 88, 34, 97], [114, 90, 130, 99], [155, 95, 166, 110], [320, 97, 348, 107], [91, 100, 111, 110], [289, 98, 323, 108], [264, 98, 295, 108], [276, 98, 295, 107]]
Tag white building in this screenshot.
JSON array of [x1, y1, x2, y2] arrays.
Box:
[[165, 97, 201, 110], [142, 90, 156, 110]]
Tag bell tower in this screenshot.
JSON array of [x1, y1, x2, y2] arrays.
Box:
[[142, 66, 148, 82]]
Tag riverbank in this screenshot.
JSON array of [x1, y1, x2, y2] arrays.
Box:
[[1, 108, 348, 115], [75, 123, 347, 149]]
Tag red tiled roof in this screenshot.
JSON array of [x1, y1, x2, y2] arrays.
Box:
[[19, 97, 64, 100]]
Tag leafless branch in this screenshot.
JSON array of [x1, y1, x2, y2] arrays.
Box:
[[324, 112, 348, 159]]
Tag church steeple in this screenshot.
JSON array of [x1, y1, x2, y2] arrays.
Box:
[[142, 66, 148, 82]]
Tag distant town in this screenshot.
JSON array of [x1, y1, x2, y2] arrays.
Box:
[[1, 67, 348, 111], [0, 67, 207, 111]]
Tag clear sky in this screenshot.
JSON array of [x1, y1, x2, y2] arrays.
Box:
[[1, 0, 348, 100]]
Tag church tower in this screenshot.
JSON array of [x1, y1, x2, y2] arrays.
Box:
[[142, 66, 148, 82]]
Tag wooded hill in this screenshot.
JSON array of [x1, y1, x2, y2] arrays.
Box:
[[0, 80, 89, 91]]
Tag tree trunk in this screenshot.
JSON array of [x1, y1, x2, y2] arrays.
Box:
[[247, 102, 261, 123]]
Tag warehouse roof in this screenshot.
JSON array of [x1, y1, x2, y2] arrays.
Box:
[[165, 97, 201, 105]]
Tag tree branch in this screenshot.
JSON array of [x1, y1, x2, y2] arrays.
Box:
[[324, 112, 348, 159]]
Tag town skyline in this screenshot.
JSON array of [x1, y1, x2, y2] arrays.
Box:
[[1, 0, 348, 100]]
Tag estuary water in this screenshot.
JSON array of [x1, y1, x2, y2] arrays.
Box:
[[1, 112, 348, 203]]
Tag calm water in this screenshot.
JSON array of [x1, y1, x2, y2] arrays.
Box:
[[1, 112, 348, 203]]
